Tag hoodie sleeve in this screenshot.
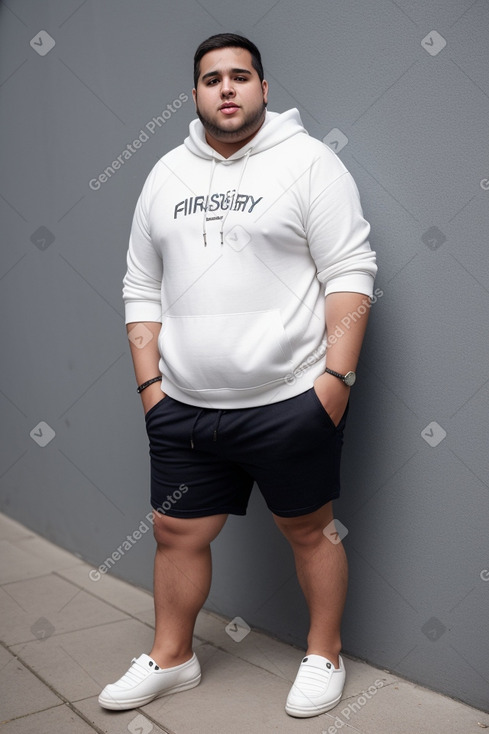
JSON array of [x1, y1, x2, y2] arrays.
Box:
[[305, 148, 377, 297], [122, 167, 163, 324]]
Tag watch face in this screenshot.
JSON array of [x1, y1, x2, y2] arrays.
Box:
[[344, 371, 356, 387]]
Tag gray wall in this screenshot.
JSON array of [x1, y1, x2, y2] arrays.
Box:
[[1, 0, 488, 712]]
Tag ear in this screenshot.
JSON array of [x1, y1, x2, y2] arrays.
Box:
[[192, 88, 197, 107], [262, 79, 268, 105]]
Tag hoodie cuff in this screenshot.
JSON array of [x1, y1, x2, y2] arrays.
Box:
[[124, 302, 162, 325], [324, 273, 375, 298]]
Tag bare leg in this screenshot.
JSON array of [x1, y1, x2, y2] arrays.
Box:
[[274, 502, 347, 668], [149, 511, 228, 668]]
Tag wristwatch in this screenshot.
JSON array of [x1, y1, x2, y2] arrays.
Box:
[[324, 367, 356, 387]]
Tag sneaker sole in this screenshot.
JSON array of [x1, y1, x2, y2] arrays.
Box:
[[285, 692, 343, 718], [98, 672, 201, 710]]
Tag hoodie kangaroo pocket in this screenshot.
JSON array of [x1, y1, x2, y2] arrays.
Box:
[[160, 310, 293, 391]]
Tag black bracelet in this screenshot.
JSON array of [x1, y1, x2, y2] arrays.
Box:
[[137, 376, 162, 394]]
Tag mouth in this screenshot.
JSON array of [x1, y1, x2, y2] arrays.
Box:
[[219, 103, 240, 115]]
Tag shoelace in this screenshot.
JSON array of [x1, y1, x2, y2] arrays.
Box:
[[294, 660, 333, 696], [116, 658, 159, 687]]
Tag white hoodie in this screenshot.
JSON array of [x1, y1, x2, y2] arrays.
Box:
[[123, 108, 377, 408]]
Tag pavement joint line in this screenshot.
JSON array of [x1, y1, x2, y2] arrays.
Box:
[[51, 570, 155, 624], [0, 640, 76, 724], [128, 708, 174, 734], [63, 702, 109, 734], [0, 703, 66, 729], [1, 570, 55, 589], [7, 614, 142, 648], [2, 565, 147, 644], [1, 582, 33, 614], [193, 634, 296, 683]]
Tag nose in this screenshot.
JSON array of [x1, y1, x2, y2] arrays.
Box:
[[220, 77, 235, 98]]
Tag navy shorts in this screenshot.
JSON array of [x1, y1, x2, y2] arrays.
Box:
[[144, 388, 349, 519]]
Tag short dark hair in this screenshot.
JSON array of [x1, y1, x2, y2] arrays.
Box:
[[193, 33, 264, 88]]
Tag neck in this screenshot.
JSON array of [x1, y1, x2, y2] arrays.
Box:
[[203, 109, 266, 158], [204, 129, 258, 158]]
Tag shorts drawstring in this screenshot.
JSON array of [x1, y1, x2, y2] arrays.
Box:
[[213, 409, 226, 442], [190, 408, 226, 448], [190, 409, 206, 449]]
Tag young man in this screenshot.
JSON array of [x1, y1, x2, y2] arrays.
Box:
[[99, 33, 377, 718]]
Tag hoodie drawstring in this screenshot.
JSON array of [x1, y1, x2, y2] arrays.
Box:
[[219, 148, 251, 246], [202, 148, 252, 247], [202, 158, 217, 247]]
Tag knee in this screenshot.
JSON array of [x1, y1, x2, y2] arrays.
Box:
[[273, 505, 334, 549], [151, 510, 227, 551], [274, 516, 321, 548], [152, 510, 183, 547]]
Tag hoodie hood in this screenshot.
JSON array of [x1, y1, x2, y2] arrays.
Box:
[[184, 108, 307, 161]]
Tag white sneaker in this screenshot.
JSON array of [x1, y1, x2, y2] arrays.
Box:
[[98, 653, 201, 710], [285, 654, 345, 718]]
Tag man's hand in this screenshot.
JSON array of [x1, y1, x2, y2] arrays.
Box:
[[317, 291, 371, 425], [141, 382, 166, 415], [313, 371, 350, 427]]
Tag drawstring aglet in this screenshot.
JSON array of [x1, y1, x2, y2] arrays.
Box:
[[220, 231, 224, 246], [203, 232, 207, 247], [213, 430, 217, 442], [190, 438, 194, 449]]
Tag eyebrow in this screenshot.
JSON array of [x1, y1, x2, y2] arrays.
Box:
[[201, 68, 252, 81]]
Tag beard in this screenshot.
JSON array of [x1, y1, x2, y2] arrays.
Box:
[[196, 100, 267, 142]]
